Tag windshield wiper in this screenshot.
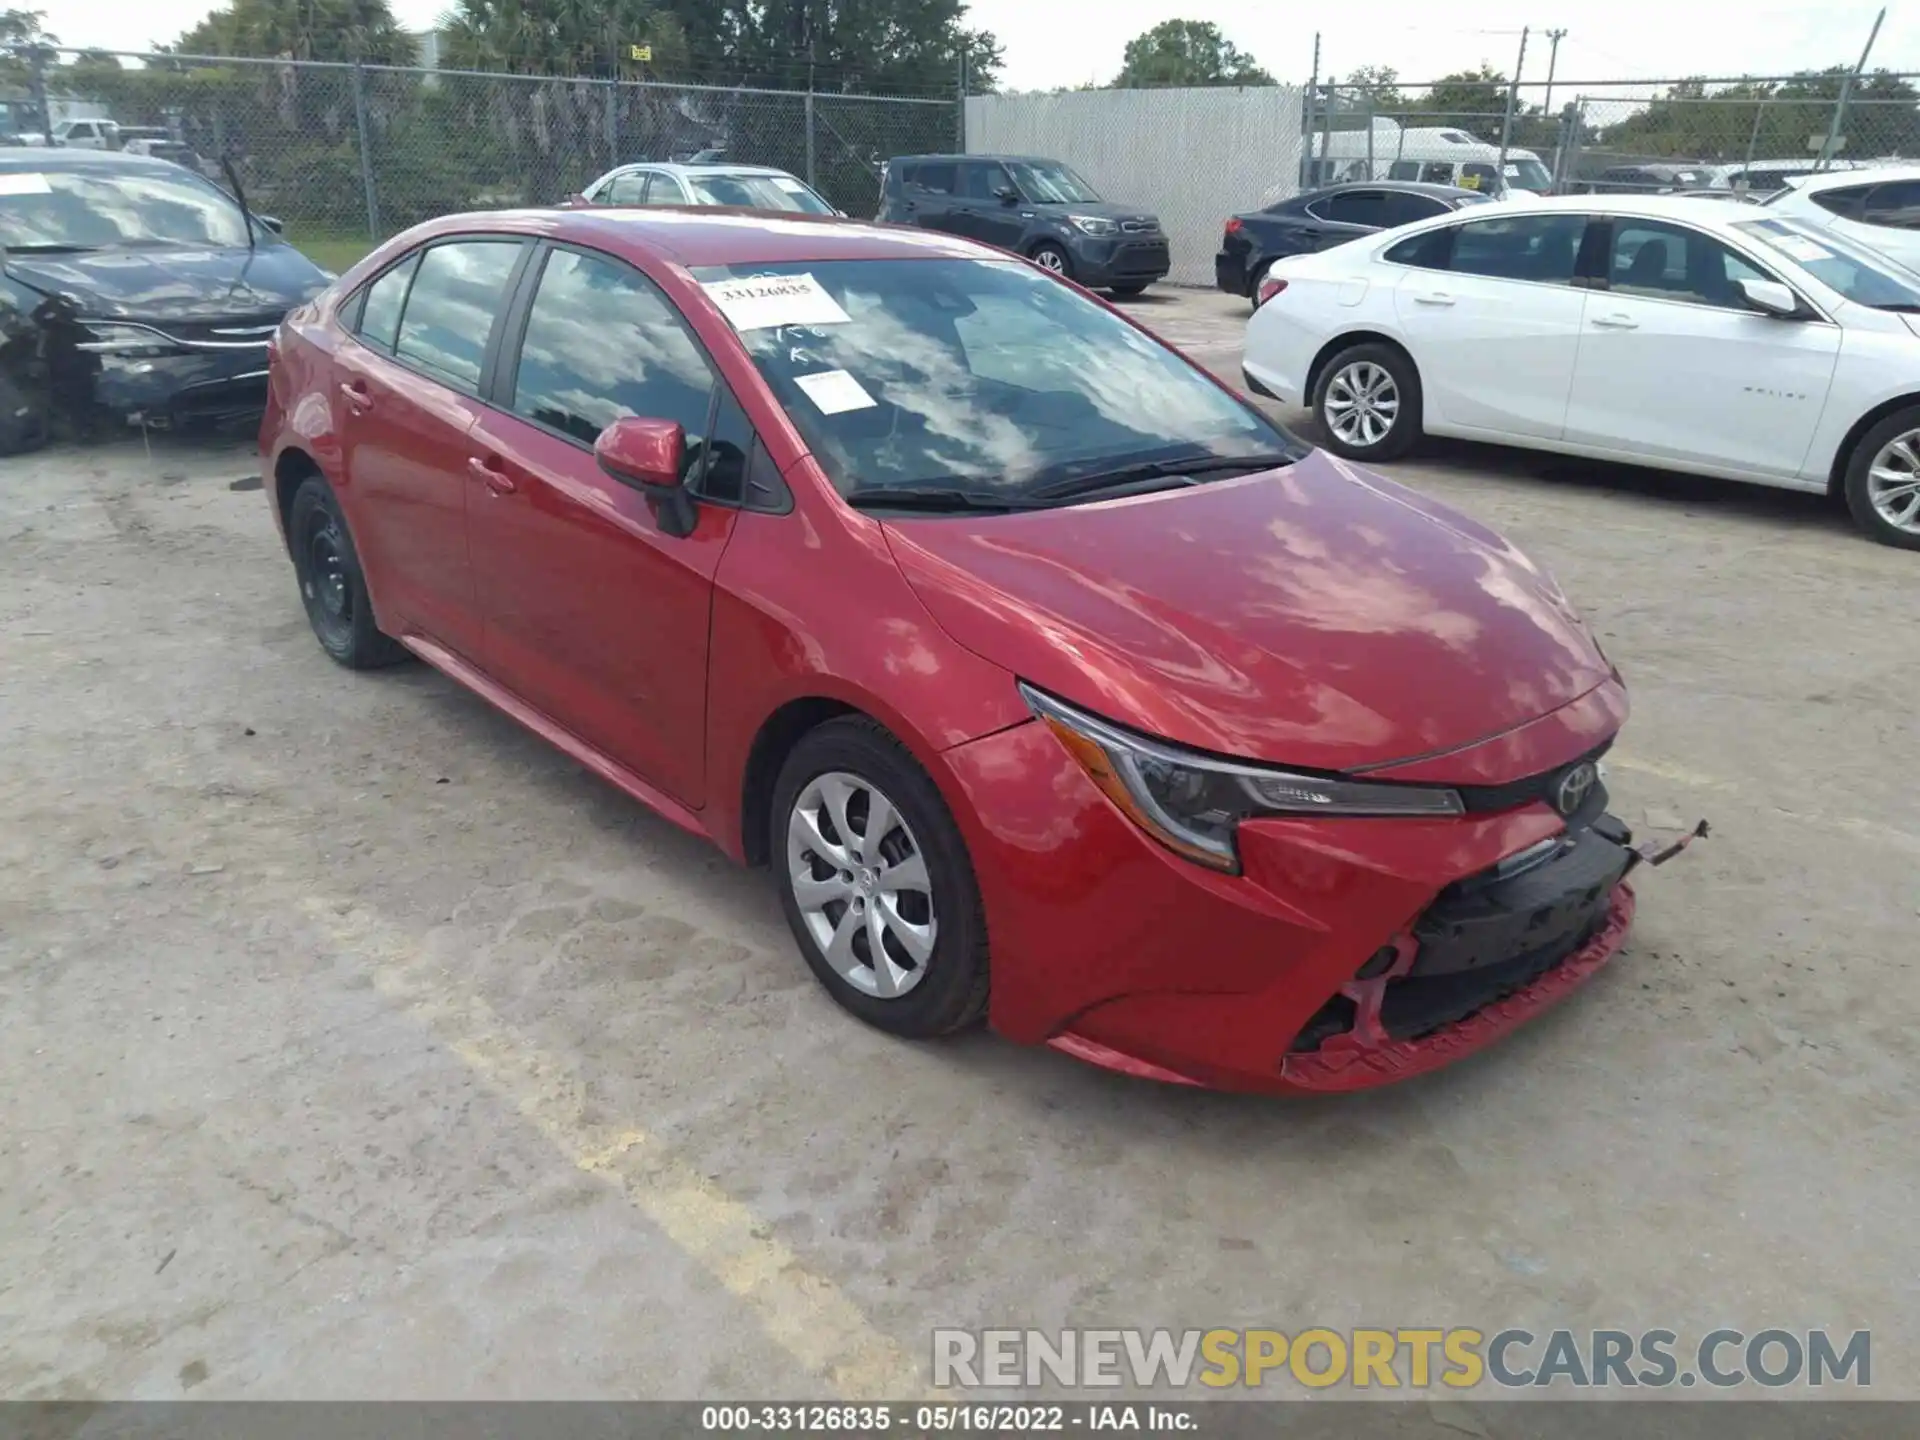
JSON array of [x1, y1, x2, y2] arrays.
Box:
[[844, 485, 1048, 514], [1026, 451, 1297, 503], [1, 242, 100, 254], [1873, 302, 1920, 312]]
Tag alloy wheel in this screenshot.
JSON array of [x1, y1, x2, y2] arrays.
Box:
[[786, 771, 936, 999], [1866, 429, 1920, 535], [1034, 249, 1067, 273], [1324, 360, 1400, 449]]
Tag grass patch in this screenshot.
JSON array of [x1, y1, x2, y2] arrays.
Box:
[[287, 230, 377, 275]]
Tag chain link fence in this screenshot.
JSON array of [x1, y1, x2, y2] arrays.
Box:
[[13, 49, 957, 266]]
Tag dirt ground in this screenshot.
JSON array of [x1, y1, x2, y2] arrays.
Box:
[[2, 288, 1916, 1404]]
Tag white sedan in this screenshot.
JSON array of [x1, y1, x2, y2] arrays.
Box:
[[1243, 194, 1920, 548]]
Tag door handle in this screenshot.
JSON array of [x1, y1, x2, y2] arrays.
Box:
[[467, 455, 517, 495], [1413, 292, 1455, 306], [338, 380, 373, 415], [1591, 313, 1639, 329]]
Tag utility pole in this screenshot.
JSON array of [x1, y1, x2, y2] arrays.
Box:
[[1303, 31, 1320, 189], [1542, 29, 1567, 116], [1496, 26, 1528, 185], [1818, 6, 1884, 171]]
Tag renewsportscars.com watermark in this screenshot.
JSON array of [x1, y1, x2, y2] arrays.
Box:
[[932, 1328, 1872, 1391]]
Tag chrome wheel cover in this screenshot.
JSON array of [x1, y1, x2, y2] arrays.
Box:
[[1323, 360, 1400, 449], [786, 771, 936, 999]]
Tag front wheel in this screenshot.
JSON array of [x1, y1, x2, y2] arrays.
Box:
[[1030, 242, 1073, 279], [772, 717, 989, 1038], [1843, 407, 1920, 550], [1312, 342, 1423, 462]]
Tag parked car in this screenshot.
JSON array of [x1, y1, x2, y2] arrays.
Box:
[[1762, 165, 1920, 273], [1702, 158, 1863, 197], [1244, 194, 1920, 549], [1309, 124, 1552, 196], [0, 147, 331, 451], [1583, 163, 1712, 194], [567, 161, 840, 216], [258, 204, 1681, 1094], [1216, 181, 1491, 307], [877, 153, 1170, 295], [48, 118, 121, 149]]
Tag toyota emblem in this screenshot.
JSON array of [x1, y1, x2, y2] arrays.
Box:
[[1554, 762, 1598, 817]]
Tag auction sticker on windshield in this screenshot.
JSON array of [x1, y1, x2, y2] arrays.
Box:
[[702, 273, 851, 331], [1769, 234, 1835, 264], [0, 173, 52, 196], [793, 369, 877, 414]]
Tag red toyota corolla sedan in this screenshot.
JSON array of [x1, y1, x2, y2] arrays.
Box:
[[260, 206, 1664, 1094]]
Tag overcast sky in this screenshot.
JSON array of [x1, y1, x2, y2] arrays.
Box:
[[33, 0, 1919, 91]]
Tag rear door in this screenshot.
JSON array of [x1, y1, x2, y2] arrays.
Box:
[[1390, 210, 1591, 438], [1562, 217, 1840, 477], [464, 243, 740, 804], [332, 237, 530, 657]]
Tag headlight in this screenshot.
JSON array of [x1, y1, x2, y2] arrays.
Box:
[[77, 322, 180, 358], [1067, 214, 1117, 236], [1021, 683, 1464, 873]]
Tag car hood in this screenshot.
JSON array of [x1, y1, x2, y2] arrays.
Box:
[[1029, 199, 1159, 226], [2, 243, 330, 323], [882, 451, 1613, 774]]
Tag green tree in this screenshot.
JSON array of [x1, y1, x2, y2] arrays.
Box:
[[1113, 19, 1271, 88], [173, 0, 416, 64], [1417, 65, 1509, 140], [1599, 68, 1920, 162], [1338, 64, 1404, 110]]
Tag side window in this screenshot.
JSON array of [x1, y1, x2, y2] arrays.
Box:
[[509, 247, 714, 469], [694, 386, 754, 504], [1319, 190, 1388, 227], [1420, 161, 1455, 185], [393, 240, 523, 392], [1813, 185, 1869, 220], [1387, 160, 1420, 181], [1449, 213, 1585, 284], [603, 171, 648, 205], [913, 162, 957, 195], [354, 252, 419, 353], [1382, 226, 1452, 269], [962, 162, 1012, 201], [1862, 181, 1920, 230], [1607, 218, 1770, 309], [643, 173, 688, 206], [1379, 192, 1445, 227]]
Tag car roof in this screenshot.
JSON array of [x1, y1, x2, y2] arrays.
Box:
[[1478, 193, 1762, 226], [622, 162, 807, 179], [1786, 163, 1920, 193], [404, 206, 992, 268], [1300, 180, 1484, 200], [890, 154, 1060, 166], [0, 146, 182, 174]]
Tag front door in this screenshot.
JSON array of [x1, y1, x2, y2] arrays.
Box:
[[1563, 218, 1841, 477], [465, 244, 736, 806], [332, 238, 527, 658], [1392, 210, 1591, 439], [958, 160, 1027, 250]]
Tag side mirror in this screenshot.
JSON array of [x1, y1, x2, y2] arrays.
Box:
[[1738, 276, 1799, 318], [257, 214, 284, 234], [561, 193, 590, 208], [995, 185, 1020, 204], [596, 416, 686, 490]]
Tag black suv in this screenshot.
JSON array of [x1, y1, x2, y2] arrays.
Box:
[[877, 154, 1170, 295]]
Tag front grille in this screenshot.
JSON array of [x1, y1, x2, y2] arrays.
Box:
[[156, 315, 282, 348], [1378, 919, 1603, 1041], [1113, 240, 1170, 274], [1448, 738, 1614, 814], [1120, 219, 1156, 234]]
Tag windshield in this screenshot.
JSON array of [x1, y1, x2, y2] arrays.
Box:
[[1506, 158, 1553, 190], [689, 172, 835, 215], [692, 257, 1302, 500], [1008, 161, 1102, 204], [0, 164, 250, 250], [1733, 216, 1920, 309]]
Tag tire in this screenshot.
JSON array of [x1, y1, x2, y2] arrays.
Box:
[[1030, 242, 1073, 280], [1312, 342, 1423, 462], [287, 474, 408, 669], [1247, 260, 1273, 312], [1842, 406, 1920, 550], [1109, 282, 1150, 298], [771, 716, 989, 1039]]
